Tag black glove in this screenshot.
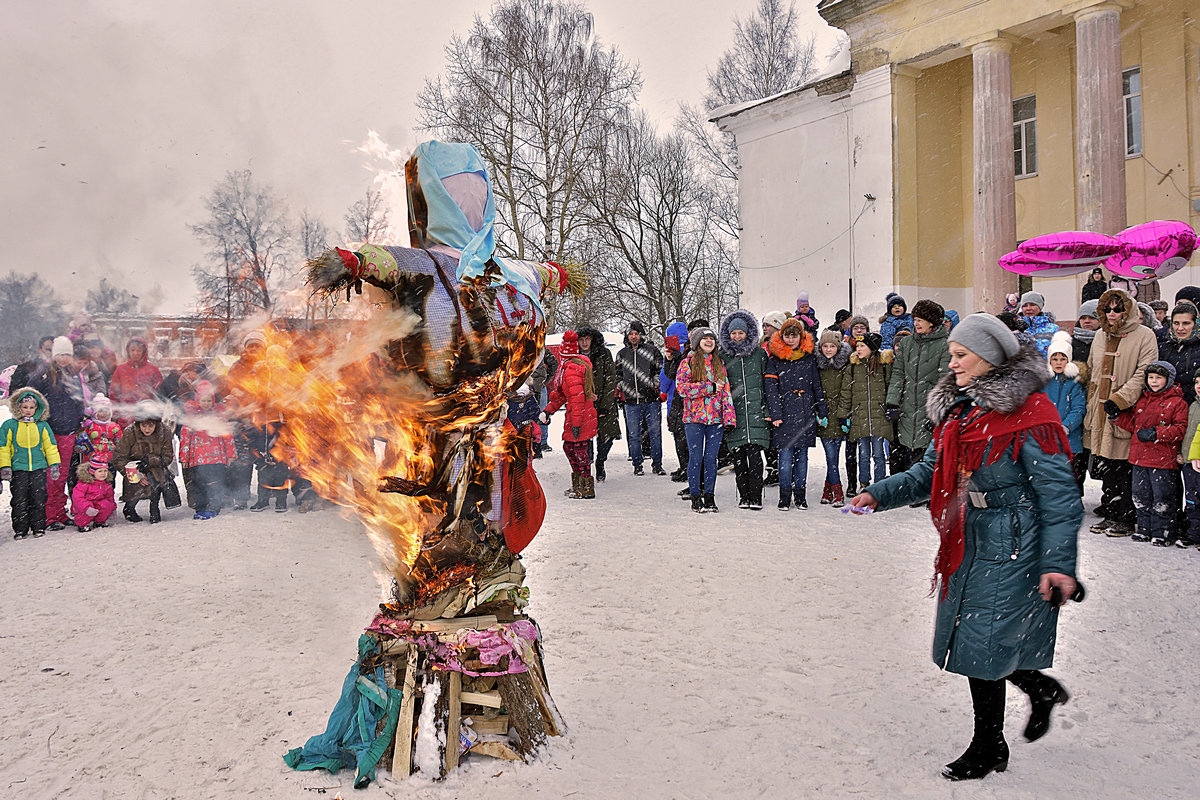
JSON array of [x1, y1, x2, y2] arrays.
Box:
[[885, 405, 901, 422], [1103, 399, 1121, 419], [138, 459, 151, 473], [1137, 427, 1157, 442], [923, 418, 935, 433]]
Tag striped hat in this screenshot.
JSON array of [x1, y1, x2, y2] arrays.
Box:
[[87, 455, 110, 474]]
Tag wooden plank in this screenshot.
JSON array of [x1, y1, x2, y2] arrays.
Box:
[[410, 615, 498, 634], [390, 645, 418, 780], [525, 662, 563, 737], [445, 671, 462, 774], [469, 738, 522, 761], [460, 690, 502, 708], [466, 715, 509, 736]]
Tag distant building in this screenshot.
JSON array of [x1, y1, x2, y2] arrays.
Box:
[[91, 313, 232, 370], [713, 0, 1199, 321]]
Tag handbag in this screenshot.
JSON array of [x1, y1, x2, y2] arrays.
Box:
[[156, 473, 183, 509]]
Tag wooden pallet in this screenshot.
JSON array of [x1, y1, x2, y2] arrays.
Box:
[[381, 618, 562, 780]]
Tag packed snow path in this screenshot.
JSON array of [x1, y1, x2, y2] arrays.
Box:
[[1, 434, 1198, 798]]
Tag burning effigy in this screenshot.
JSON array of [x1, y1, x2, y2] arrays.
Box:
[[230, 142, 580, 784]]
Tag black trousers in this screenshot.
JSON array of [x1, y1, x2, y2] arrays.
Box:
[[671, 427, 689, 472], [844, 439, 858, 493], [10, 468, 48, 534], [730, 444, 764, 505], [1097, 457, 1135, 524], [889, 443, 915, 475], [226, 462, 254, 504]]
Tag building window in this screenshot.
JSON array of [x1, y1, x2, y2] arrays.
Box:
[[1013, 95, 1037, 177], [1123, 67, 1142, 156]]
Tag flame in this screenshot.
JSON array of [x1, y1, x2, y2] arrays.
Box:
[[225, 300, 543, 610]]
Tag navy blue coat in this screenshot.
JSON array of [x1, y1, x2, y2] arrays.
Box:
[[763, 331, 828, 450], [28, 363, 86, 436]]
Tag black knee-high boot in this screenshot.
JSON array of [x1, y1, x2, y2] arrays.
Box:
[[1007, 669, 1069, 742], [942, 677, 1009, 781]]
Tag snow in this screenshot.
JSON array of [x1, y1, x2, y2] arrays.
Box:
[[2, 421, 1199, 798]]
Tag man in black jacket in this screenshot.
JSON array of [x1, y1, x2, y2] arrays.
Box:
[[615, 321, 665, 476]]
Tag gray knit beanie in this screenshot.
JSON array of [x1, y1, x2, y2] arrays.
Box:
[[949, 313, 1021, 366], [1019, 291, 1045, 310], [1077, 299, 1100, 320]]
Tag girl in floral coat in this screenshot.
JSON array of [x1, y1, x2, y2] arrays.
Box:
[[675, 327, 736, 513], [178, 381, 236, 520], [540, 330, 598, 499]]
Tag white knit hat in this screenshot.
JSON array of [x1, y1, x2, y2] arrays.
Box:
[[762, 311, 788, 331], [51, 336, 73, 357], [1046, 331, 1079, 378]]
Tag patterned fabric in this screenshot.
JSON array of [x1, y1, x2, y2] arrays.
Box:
[[82, 418, 123, 457], [562, 440, 591, 476], [674, 355, 736, 426]]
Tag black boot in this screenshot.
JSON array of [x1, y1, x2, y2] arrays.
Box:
[[943, 678, 1009, 781], [596, 462, 606, 482], [691, 495, 704, 513], [1008, 670, 1069, 742], [794, 487, 808, 509], [251, 489, 270, 511], [123, 503, 142, 523], [778, 488, 791, 510], [703, 494, 718, 513], [149, 501, 161, 525]]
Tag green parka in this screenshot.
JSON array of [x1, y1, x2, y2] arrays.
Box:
[[886, 325, 950, 450], [839, 351, 895, 442], [815, 342, 852, 440], [866, 344, 1081, 680], [718, 310, 771, 450]]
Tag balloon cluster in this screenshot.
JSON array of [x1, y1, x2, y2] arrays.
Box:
[[1000, 220, 1198, 280]]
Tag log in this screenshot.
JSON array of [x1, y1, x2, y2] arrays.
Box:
[[466, 715, 509, 736], [460, 690, 502, 709], [525, 658, 563, 737], [390, 645, 418, 779], [496, 673, 547, 758], [410, 615, 498, 634], [445, 671, 462, 774]]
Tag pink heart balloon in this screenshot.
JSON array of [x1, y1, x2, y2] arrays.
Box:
[[999, 251, 1096, 277], [1105, 220, 1198, 279], [1017, 231, 1122, 265]]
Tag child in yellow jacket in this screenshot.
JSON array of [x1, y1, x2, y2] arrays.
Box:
[[0, 388, 62, 539]]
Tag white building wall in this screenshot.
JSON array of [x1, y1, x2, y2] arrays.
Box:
[[716, 66, 896, 324]]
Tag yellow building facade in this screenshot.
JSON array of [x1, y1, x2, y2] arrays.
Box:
[[716, 0, 1200, 320]]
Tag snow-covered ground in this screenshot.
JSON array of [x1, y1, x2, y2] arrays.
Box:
[[2, 422, 1199, 799]]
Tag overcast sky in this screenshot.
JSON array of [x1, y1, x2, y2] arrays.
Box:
[[2, 0, 840, 314]]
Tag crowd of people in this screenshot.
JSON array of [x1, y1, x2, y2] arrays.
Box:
[[531, 278, 1200, 547], [1, 320, 318, 539]]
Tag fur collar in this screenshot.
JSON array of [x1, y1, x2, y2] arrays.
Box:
[[767, 330, 814, 361], [719, 309, 762, 357], [849, 349, 894, 366], [925, 343, 1049, 426], [815, 342, 852, 369]]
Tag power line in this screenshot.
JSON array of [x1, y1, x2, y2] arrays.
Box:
[[740, 197, 875, 271]]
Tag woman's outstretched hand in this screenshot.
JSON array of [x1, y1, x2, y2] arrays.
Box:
[[847, 492, 878, 512], [1039, 572, 1078, 605]]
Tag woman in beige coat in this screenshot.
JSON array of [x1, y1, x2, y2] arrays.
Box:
[[1084, 288, 1159, 536]]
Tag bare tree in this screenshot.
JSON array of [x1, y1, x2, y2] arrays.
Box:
[[85, 277, 140, 314], [417, 0, 640, 263], [582, 116, 732, 333], [0, 271, 68, 366], [191, 169, 291, 321], [344, 187, 391, 244]]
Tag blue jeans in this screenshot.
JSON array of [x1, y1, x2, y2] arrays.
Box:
[[685, 423, 723, 495], [1182, 464, 1200, 545], [624, 402, 663, 468], [820, 437, 843, 485], [857, 436, 888, 484], [777, 446, 809, 492]]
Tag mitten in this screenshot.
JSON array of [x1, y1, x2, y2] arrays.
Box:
[[839, 418, 850, 434], [817, 416, 828, 428], [86, 507, 99, 516], [48, 464, 60, 481], [885, 405, 901, 422], [1136, 427, 1157, 442], [538, 411, 551, 426], [1191, 460, 1200, 472], [0, 467, 11, 482], [659, 392, 667, 402], [1103, 399, 1121, 419]]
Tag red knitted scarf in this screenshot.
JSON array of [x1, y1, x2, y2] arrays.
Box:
[[928, 391, 1071, 598]]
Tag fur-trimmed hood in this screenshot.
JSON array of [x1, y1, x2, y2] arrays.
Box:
[[766, 330, 815, 361], [925, 343, 1050, 426], [815, 341, 852, 370], [719, 309, 762, 357], [849, 349, 895, 366], [1098, 288, 1140, 337], [8, 386, 50, 421]]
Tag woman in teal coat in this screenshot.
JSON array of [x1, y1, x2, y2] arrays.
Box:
[[719, 310, 770, 509], [849, 314, 1082, 782]]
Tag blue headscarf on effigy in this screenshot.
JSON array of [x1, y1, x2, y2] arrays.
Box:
[[414, 141, 543, 314]]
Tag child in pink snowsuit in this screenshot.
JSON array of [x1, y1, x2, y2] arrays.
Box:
[[71, 455, 117, 531]]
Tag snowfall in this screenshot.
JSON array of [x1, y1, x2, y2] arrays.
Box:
[[2, 414, 1199, 800]]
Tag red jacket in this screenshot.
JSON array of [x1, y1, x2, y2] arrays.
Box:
[[1113, 383, 1188, 469], [178, 402, 237, 467], [544, 356, 597, 442], [109, 340, 163, 424]]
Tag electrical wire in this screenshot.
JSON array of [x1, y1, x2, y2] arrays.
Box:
[[740, 198, 875, 270], [1139, 153, 1192, 204]]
